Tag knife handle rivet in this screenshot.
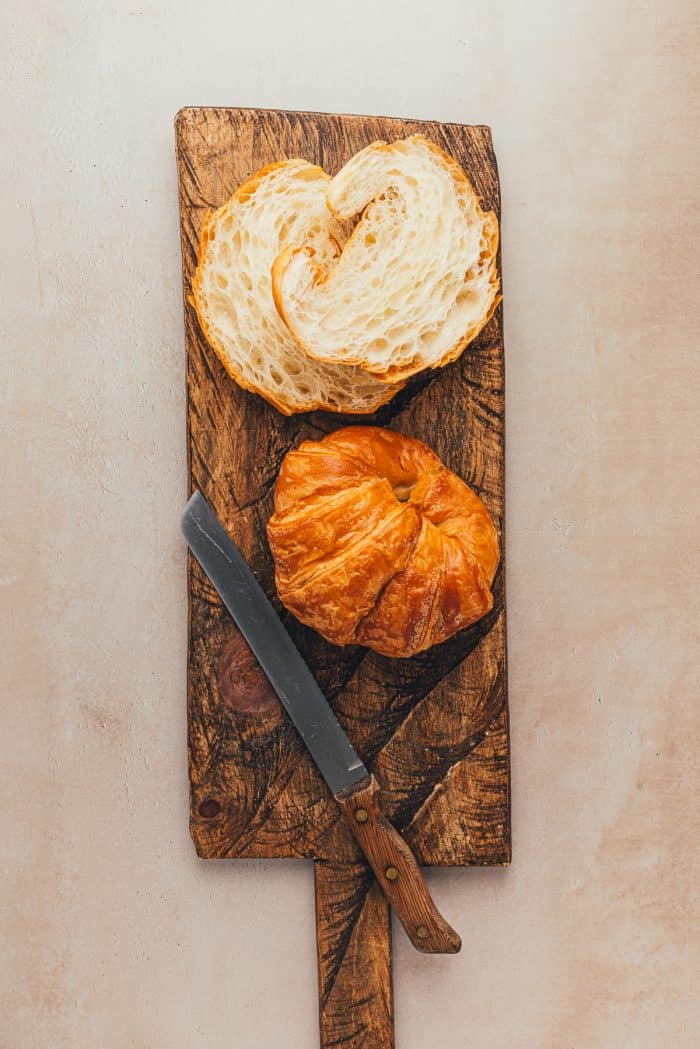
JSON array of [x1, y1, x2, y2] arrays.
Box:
[[385, 866, 399, 881], [354, 808, 369, 823], [199, 798, 222, 819], [416, 925, 430, 940]]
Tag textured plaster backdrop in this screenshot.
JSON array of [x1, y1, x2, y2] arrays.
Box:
[[1, 2, 698, 1047]]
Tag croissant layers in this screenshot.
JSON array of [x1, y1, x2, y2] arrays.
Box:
[[267, 427, 499, 658]]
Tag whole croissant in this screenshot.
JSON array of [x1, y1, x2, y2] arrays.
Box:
[[267, 427, 499, 658]]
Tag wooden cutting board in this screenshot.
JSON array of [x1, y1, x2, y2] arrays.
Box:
[[175, 107, 510, 1049]]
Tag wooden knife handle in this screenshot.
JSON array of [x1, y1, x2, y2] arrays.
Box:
[[335, 774, 462, 955]]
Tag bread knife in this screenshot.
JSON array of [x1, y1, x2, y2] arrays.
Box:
[[182, 491, 461, 955]]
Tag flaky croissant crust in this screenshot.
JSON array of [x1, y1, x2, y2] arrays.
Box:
[[267, 427, 499, 658]]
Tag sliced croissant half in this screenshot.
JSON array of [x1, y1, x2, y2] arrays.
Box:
[[272, 135, 501, 384], [191, 161, 402, 415]]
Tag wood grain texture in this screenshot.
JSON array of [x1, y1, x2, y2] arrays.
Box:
[[315, 863, 393, 1049], [175, 107, 509, 1048]]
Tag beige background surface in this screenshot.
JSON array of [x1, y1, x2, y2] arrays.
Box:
[[1, 2, 698, 1047]]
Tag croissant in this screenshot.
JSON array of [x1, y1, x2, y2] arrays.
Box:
[[267, 427, 499, 658], [190, 160, 401, 415], [272, 135, 500, 384]]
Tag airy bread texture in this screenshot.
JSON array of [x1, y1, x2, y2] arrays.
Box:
[[191, 161, 401, 415], [267, 427, 499, 658], [272, 135, 500, 383]]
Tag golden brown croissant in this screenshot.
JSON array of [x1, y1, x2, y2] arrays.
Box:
[[267, 427, 499, 659]]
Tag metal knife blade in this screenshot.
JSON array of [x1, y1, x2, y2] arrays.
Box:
[[181, 490, 461, 955], [181, 490, 368, 796]]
